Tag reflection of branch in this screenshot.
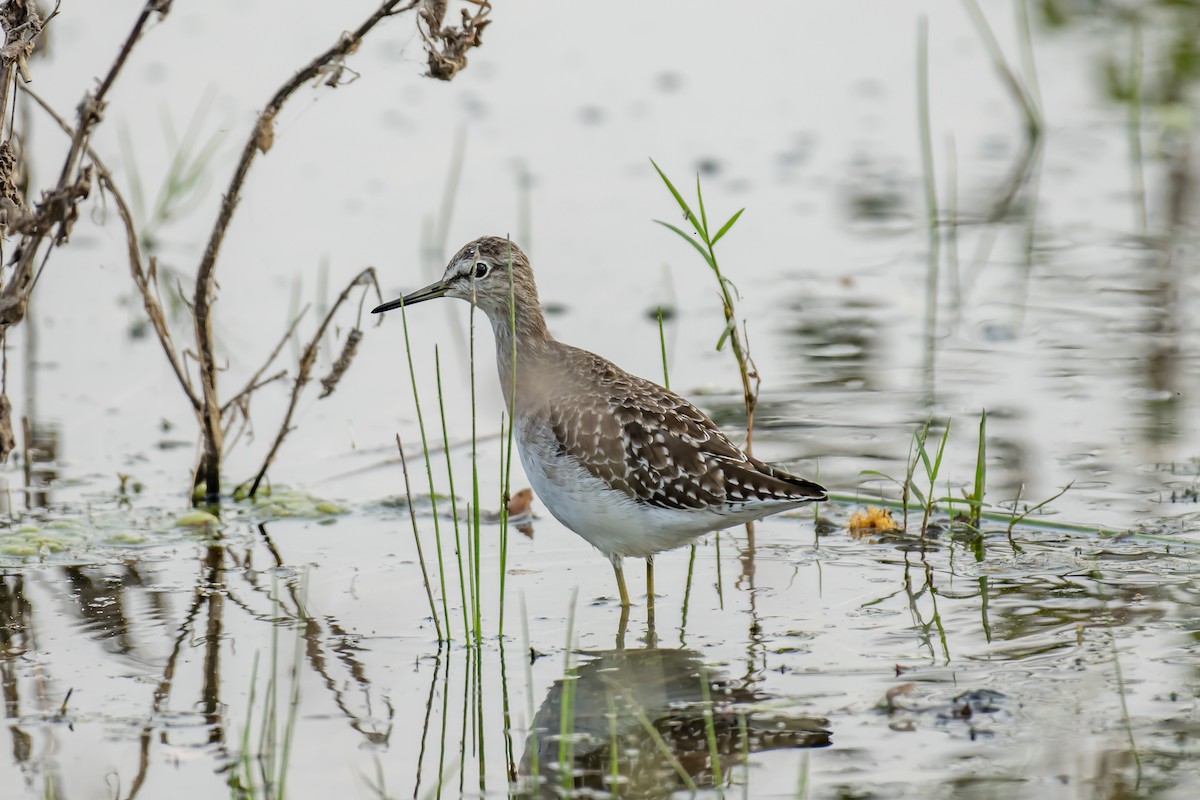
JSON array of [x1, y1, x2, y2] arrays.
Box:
[[192, 0, 419, 498], [251, 524, 394, 743], [127, 561, 210, 800], [200, 545, 226, 745], [245, 268, 379, 496]]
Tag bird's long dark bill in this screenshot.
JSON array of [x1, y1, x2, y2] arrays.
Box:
[[371, 281, 448, 314]]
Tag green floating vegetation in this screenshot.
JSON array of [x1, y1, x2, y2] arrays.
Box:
[[234, 486, 349, 521], [175, 509, 222, 529], [0, 506, 218, 562]]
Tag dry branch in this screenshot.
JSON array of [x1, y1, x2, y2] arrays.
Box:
[[192, 0, 420, 500], [221, 305, 309, 416], [18, 85, 201, 412], [319, 328, 362, 398], [1, 0, 167, 335], [418, 0, 491, 80], [245, 268, 379, 497]]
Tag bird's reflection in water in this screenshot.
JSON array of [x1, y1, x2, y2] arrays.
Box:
[[518, 647, 830, 798]]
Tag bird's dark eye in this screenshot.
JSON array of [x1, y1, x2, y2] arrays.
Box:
[[473, 262, 490, 279]]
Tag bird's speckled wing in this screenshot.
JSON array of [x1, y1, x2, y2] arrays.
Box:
[[545, 349, 826, 511]]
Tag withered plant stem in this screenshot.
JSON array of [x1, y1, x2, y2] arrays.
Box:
[[222, 307, 309, 416], [246, 268, 380, 497], [2, 0, 166, 333], [192, 0, 418, 499], [19, 84, 200, 412], [56, 0, 164, 190]]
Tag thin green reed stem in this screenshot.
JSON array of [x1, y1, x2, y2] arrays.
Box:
[[796, 752, 810, 799], [1014, 0, 1043, 114], [499, 543, 517, 784], [235, 651, 260, 793], [397, 432, 445, 642], [558, 588, 579, 795], [469, 295, 483, 646], [399, 302, 451, 639], [738, 713, 749, 800], [917, 15, 940, 390], [715, 533, 725, 610], [436, 348, 470, 643], [520, 595, 540, 787], [680, 543, 696, 645], [699, 666, 724, 792], [962, 0, 1041, 135], [498, 239, 518, 637], [606, 690, 621, 798], [657, 306, 670, 390]]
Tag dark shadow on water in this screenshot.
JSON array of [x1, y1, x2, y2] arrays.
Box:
[[517, 646, 829, 798]]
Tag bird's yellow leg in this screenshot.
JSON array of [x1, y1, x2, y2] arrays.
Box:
[[612, 558, 631, 607]]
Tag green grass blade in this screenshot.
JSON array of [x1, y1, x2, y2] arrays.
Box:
[[971, 410, 987, 527], [653, 219, 716, 269], [710, 208, 745, 246], [930, 418, 952, 479], [649, 158, 704, 233], [657, 307, 670, 390], [695, 174, 710, 239], [859, 468, 904, 489], [916, 433, 934, 479], [715, 318, 735, 351], [698, 667, 723, 789]]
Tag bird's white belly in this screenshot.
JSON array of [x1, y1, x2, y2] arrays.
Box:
[[518, 424, 724, 560]]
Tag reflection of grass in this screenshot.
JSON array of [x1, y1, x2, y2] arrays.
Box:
[[699, 666, 724, 793], [557, 589, 579, 794], [229, 579, 303, 800], [861, 415, 952, 537], [852, 410, 1102, 545]]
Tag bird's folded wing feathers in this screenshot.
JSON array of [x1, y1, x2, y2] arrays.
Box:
[[546, 376, 825, 511]]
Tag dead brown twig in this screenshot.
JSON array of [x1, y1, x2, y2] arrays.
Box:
[[192, 0, 421, 501], [0, 0, 167, 333], [418, 0, 492, 80], [18, 84, 201, 413], [221, 306, 310, 416], [244, 268, 381, 498]]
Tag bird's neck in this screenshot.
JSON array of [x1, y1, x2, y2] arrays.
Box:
[[490, 302, 556, 413]]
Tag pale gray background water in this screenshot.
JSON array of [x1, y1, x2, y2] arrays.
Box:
[[1, 1, 1198, 798]]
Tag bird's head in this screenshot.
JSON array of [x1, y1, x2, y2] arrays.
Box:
[[372, 236, 537, 323]]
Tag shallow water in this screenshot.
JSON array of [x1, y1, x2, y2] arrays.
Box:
[[2, 1, 1200, 798]]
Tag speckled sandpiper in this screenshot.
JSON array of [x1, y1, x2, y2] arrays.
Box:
[[373, 236, 827, 607]]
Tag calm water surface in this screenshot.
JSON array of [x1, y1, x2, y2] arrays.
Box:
[[1, 1, 1199, 798]]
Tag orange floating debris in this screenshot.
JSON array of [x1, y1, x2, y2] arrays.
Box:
[[847, 505, 899, 534]]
